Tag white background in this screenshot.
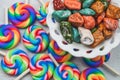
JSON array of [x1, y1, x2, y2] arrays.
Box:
[[0, 0, 120, 80]]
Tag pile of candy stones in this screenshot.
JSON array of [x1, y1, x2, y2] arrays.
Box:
[[52, 0, 120, 48], [0, 0, 119, 80]]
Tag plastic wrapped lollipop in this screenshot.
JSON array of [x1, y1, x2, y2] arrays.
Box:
[[83, 53, 120, 76], [48, 40, 72, 63], [36, 0, 49, 26], [14, 54, 55, 80], [48, 54, 80, 80], [8, 0, 36, 28], [0, 49, 29, 76], [80, 68, 106, 80], [0, 8, 21, 49]]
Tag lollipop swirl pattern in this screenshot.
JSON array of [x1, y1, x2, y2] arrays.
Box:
[[80, 68, 106, 80], [23, 25, 49, 53], [83, 53, 110, 67], [0, 24, 20, 49], [48, 40, 72, 63], [1, 49, 29, 76], [36, 2, 49, 26], [8, 2, 36, 28], [53, 62, 80, 80], [29, 54, 55, 80]]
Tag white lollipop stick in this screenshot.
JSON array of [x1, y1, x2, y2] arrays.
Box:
[[5, 8, 8, 24], [14, 69, 30, 80], [48, 53, 59, 67], [38, 0, 44, 5], [103, 63, 120, 76], [0, 52, 6, 56], [25, 0, 29, 4]]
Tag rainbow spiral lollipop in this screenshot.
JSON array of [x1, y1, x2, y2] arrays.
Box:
[[80, 68, 106, 80], [22, 25, 49, 53], [8, 2, 36, 28], [48, 40, 72, 63], [36, 2, 49, 26], [1, 49, 29, 76], [29, 54, 55, 80], [83, 53, 110, 67], [0, 24, 20, 49], [53, 62, 80, 80]]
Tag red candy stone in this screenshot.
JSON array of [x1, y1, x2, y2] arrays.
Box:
[[68, 13, 84, 27], [83, 16, 96, 30], [64, 0, 81, 10], [97, 12, 105, 24], [104, 18, 118, 31], [53, 0, 65, 10]]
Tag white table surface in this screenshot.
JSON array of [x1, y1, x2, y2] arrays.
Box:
[[0, 0, 120, 80]]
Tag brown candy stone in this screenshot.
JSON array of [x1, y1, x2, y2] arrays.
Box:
[[104, 18, 118, 31], [83, 16, 95, 29], [99, 23, 113, 39], [64, 0, 81, 10], [90, 24, 105, 48], [53, 0, 65, 10], [106, 4, 120, 19], [68, 13, 84, 27], [91, 1, 104, 14]]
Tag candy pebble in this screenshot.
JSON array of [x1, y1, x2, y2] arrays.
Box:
[[100, 0, 109, 10], [83, 16, 96, 29], [53, 62, 80, 80], [36, 2, 49, 26], [79, 8, 96, 16], [91, 27, 97, 33], [1, 49, 29, 76], [52, 10, 71, 22], [80, 68, 106, 80], [104, 18, 118, 31], [29, 54, 55, 80], [68, 13, 84, 27], [8, 2, 36, 28], [82, 0, 94, 8], [106, 4, 120, 19], [91, 1, 105, 14], [72, 27, 81, 43], [64, 0, 81, 10], [48, 40, 72, 63], [78, 27, 94, 45], [100, 23, 113, 39], [22, 25, 49, 53], [83, 53, 110, 67], [53, 0, 65, 10], [0, 24, 20, 49], [90, 25, 105, 48], [97, 12, 105, 24], [60, 21, 73, 43]]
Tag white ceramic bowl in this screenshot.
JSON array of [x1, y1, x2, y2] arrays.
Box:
[[47, 0, 120, 58]]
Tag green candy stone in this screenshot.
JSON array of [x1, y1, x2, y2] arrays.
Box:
[[60, 21, 73, 43], [83, 0, 94, 8], [72, 27, 81, 43], [91, 27, 97, 33], [72, 10, 79, 14], [79, 8, 96, 16], [52, 10, 71, 22], [100, 0, 109, 10]]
